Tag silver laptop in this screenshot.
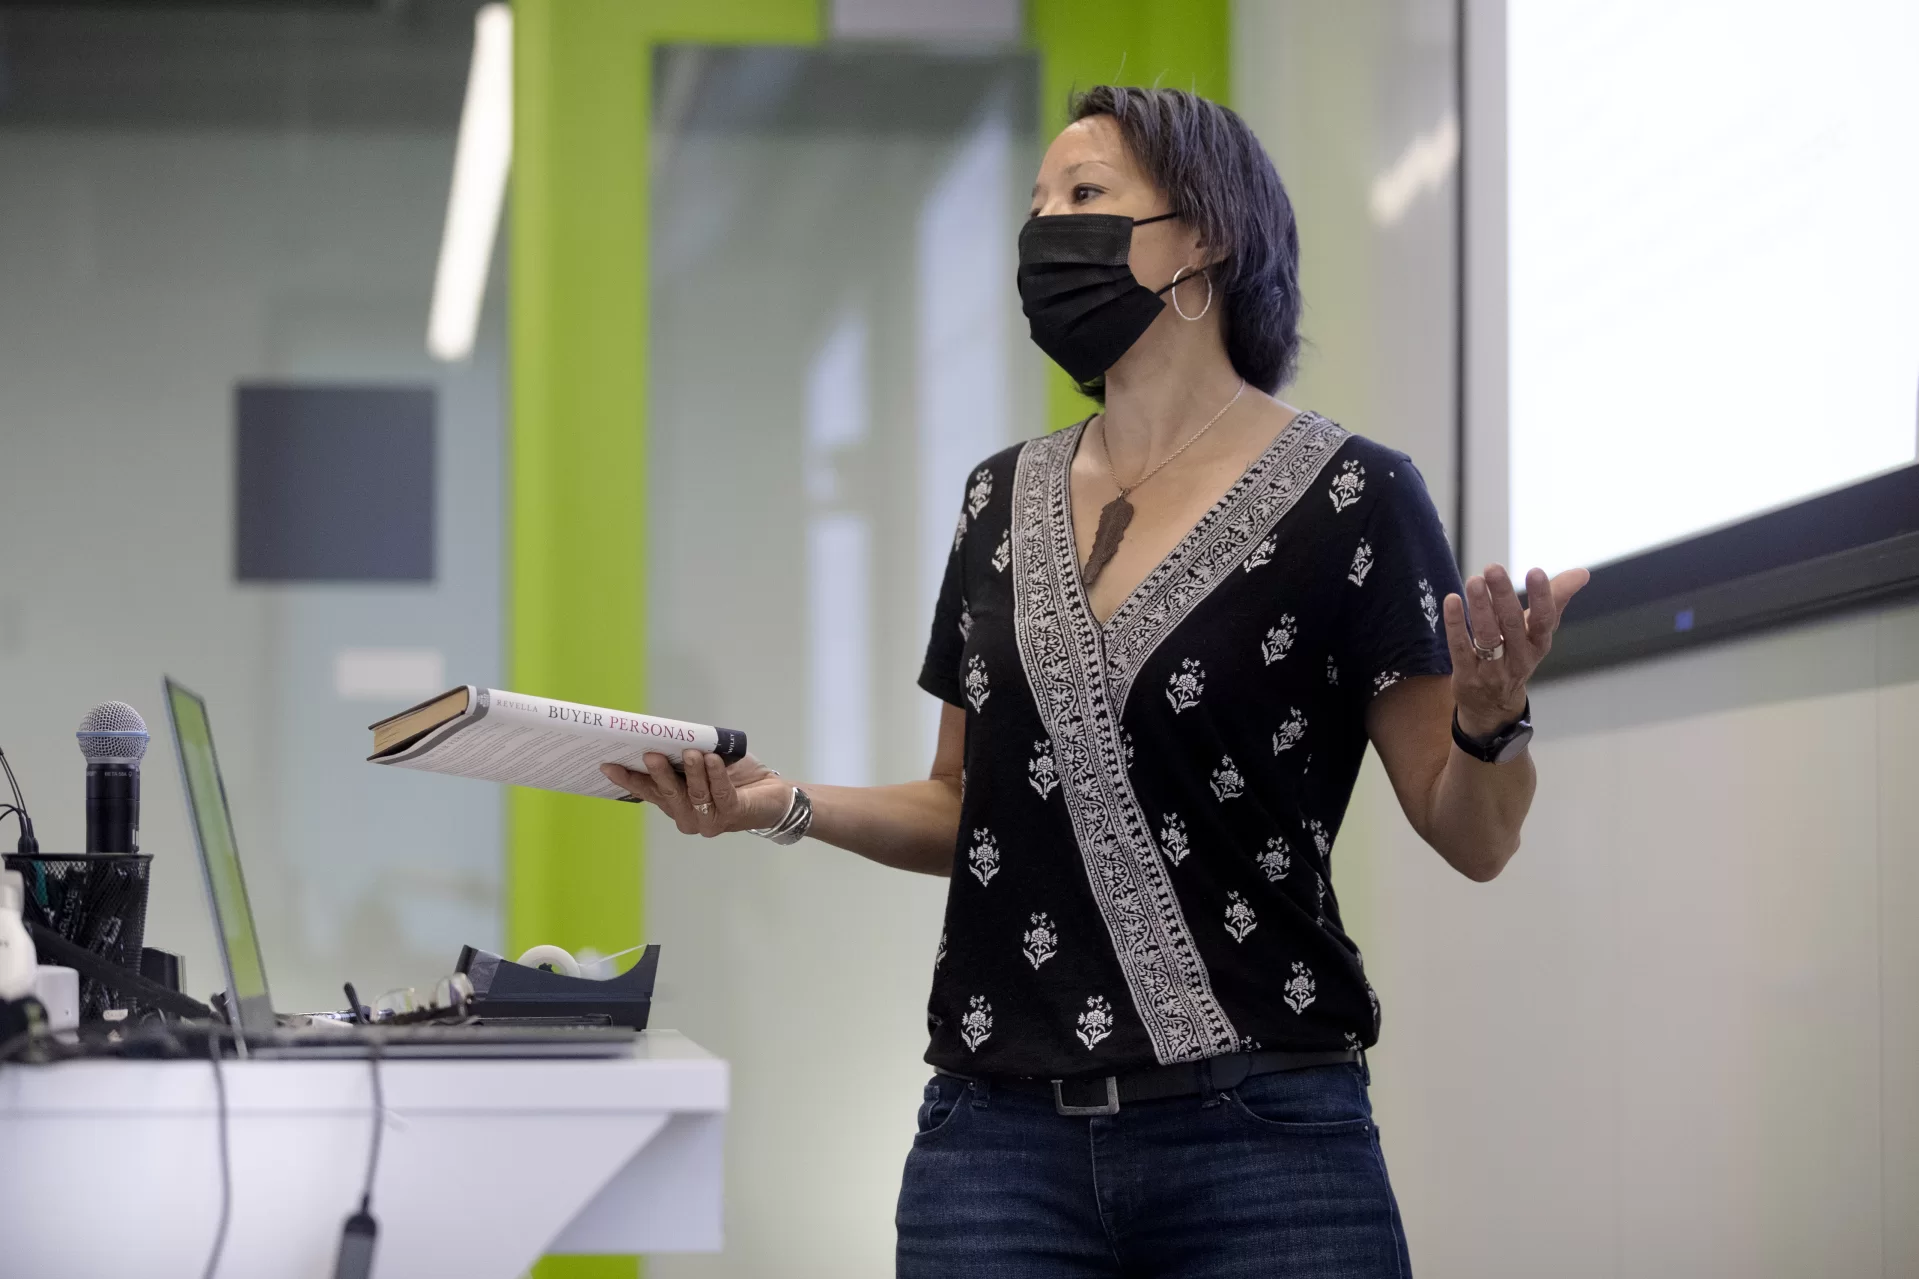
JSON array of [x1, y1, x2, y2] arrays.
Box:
[[163, 676, 633, 1059]]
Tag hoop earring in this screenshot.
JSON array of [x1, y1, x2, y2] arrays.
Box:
[[1170, 265, 1213, 322]]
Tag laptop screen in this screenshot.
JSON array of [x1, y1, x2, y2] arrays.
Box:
[[164, 678, 274, 1038]]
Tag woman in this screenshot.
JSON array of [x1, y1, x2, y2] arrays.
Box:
[[605, 86, 1587, 1278]]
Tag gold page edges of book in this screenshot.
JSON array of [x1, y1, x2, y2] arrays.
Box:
[[368, 687, 472, 758]]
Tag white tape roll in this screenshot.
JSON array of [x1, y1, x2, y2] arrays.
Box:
[[515, 944, 582, 978]]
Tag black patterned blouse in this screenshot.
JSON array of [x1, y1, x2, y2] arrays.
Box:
[[916, 412, 1464, 1079]]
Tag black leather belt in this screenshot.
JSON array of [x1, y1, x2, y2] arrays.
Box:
[[940, 1048, 1361, 1116]]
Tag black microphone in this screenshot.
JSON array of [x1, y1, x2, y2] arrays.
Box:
[[76, 701, 148, 854]]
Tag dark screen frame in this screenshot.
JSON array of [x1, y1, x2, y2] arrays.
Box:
[[1529, 465, 1919, 679]]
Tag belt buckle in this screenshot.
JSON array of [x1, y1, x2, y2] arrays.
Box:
[[1052, 1076, 1120, 1116]]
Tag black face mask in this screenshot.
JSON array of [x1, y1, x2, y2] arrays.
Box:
[[1016, 211, 1188, 385]]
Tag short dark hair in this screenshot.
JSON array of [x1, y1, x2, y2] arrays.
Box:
[[1069, 85, 1302, 396]]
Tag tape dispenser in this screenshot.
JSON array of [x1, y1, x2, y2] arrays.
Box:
[[453, 942, 659, 1030]]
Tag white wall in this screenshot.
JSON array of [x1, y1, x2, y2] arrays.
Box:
[[1358, 602, 1919, 1277], [1236, 2, 1917, 1274]]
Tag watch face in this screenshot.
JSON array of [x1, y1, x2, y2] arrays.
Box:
[[1491, 725, 1534, 764]]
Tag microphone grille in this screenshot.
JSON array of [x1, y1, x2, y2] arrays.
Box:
[[77, 701, 150, 761]]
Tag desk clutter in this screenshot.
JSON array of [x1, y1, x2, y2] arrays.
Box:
[[0, 672, 712, 1279], [0, 683, 659, 1066]]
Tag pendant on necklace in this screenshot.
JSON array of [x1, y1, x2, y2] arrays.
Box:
[[1082, 492, 1134, 589]]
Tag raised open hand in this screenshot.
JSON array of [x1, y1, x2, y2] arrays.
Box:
[[1442, 565, 1590, 736]]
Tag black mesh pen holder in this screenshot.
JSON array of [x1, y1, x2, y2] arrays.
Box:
[[4, 852, 152, 1021]]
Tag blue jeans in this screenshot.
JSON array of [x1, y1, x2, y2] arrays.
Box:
[[895, 1062, 1411, 1278]]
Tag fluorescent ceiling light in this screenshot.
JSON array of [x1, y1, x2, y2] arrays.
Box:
[[1369, 111, 1458, 228], [427, 4, 512, 362]]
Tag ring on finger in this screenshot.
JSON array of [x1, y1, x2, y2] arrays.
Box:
[[693, 801, 713, 816], [1471, 637, 1505, 662]]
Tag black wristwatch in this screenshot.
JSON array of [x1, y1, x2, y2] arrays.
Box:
[[1451, 700, 1533, 764]]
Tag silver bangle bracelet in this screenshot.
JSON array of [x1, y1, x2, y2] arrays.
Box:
[[748, 785, 813, 846]]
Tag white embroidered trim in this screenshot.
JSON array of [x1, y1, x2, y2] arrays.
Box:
[[1006, 417, 1351, 1065], [1097, 413, 1351, 713], [1009, 428, 1240, 1064], [1243, 533, 1276, 571]]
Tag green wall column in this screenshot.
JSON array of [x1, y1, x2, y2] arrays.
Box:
[[1027, 0, 1232, 430], [510, 3, 819, 1277]]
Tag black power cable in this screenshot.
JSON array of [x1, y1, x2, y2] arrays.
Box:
[[0, 746, 38, 852], [203, 1030, 232, 1279], [334, 1041, 382, 1279], [361, 1046, 384, 1197]]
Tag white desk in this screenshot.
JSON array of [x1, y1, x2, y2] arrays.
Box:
[[0, 1029, 727, 1279]]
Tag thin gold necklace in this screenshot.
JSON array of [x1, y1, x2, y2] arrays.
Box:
[[1082, 378, 1245, 589]]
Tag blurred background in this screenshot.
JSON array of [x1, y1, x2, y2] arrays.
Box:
[[1, 2, 1913, 1278]]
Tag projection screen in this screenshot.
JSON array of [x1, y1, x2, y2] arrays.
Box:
[[1466, 0, 1919, 673]]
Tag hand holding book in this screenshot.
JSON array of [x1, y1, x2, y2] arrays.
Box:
[[600, 751, 791, 837], [368, 684, 796, 841]]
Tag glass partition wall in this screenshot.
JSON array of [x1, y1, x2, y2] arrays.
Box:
[[645, 46, 1041, 1277], [3, 18, 1041, 1272], [0, 4, 505, 1013]]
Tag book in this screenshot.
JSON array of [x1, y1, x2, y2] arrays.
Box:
[[368, 686, 747, 801]]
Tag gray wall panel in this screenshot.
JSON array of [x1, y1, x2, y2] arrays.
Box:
[[235, 383, 435, 583]]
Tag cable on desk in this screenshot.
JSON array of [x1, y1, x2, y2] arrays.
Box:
[[203, 1029, 232, 1279], [361, 1041, 385, 1212], [334, 1040, 382, 1279]]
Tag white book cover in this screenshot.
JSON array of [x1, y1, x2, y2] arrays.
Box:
[[370, 686, 746, 801]]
